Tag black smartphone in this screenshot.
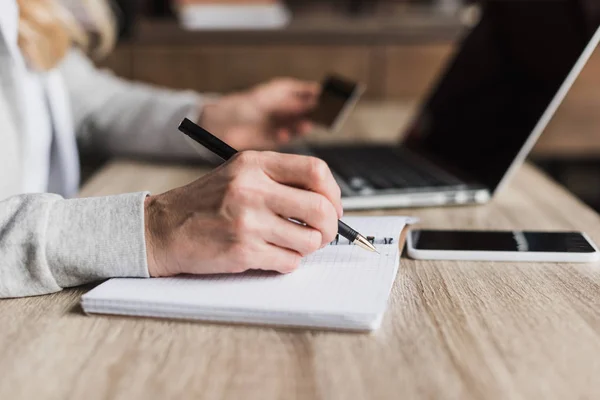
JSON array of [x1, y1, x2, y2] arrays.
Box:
[[406, 229, 600, 262]]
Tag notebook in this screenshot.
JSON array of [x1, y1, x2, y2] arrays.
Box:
[[81, 216, 412, 331]]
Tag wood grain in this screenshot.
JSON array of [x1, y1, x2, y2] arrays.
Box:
[[3, 103, 600, 399], [3, 162, 600, 400]]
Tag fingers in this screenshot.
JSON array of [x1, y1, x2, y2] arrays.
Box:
[[273, 78, 321, 98], [276, 121, 314, 139], [292, 81, 321, 102], [255, 78, 320, 140], [253, 243, 302, 274], [264, 183, 339, 247], [261, 214, 324, 256], [274, 121, 314, 143], [267, 79, 321, 116], [274, 96, 318, 118], [276, 128, 292, 144], [259, 152, 343, 218], [232, 235, 302, 274], [295, 120, 314, 135], [265, 185, 338, 245], [165, 149, 339, 278]]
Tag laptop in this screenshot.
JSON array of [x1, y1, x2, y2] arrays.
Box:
[[296, 1, 600, 210]]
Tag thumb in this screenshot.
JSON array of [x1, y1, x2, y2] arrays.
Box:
[[272, 95, 318, 119]]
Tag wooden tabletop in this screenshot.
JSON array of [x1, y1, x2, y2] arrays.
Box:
[[3, 97, 600, 399], [1, 161, 600, 399]]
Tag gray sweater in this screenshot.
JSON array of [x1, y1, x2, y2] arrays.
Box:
[[0, 47, 215, 298]]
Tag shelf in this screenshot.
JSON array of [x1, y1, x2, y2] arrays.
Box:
[[128, 5, 467, 46]]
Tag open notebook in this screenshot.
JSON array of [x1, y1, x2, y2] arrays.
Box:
[[81, 216, 411, 331]]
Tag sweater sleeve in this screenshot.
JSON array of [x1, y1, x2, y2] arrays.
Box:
[[0, 192, 150, 298], [58, 49, 221, 163]]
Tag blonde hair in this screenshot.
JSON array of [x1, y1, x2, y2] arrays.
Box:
[[17, 0, 117, 71]]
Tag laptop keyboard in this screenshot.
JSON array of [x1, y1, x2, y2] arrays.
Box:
[[311, 146, 464, 194]]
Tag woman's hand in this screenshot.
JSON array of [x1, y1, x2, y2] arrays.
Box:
[[200, 78, 321, 150], [144, 151, 342, 277]]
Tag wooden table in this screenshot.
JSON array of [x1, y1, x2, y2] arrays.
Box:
[[3, 96, 600, 399], [2, 161, 600, 399]]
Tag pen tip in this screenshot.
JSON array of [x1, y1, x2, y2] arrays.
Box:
[[355, 235, 380, 254]]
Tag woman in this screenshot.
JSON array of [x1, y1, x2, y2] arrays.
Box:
[[0, 0, 342, 298]]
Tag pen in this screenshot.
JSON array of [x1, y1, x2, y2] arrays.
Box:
[[178, 118, 379, 254]]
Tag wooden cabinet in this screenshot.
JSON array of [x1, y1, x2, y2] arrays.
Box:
[[96, 11, 464, 99], [100, 42, 455, 100], [131, 45, 373, 94]]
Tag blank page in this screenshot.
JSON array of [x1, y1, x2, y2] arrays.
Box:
[[82, 216, 409, 331]]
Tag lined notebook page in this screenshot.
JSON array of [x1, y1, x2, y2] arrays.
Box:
[[82, 216, 409, 330]]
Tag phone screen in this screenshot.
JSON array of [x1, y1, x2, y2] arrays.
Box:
[[410, 230, 597, 253], [310, 76, 360, 128]]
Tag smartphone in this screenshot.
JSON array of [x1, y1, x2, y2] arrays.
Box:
[[310, 74, 365, 133], [406, 229, 600, 262]]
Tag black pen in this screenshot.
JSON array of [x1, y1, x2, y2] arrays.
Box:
[[178, 118, 378, 254]]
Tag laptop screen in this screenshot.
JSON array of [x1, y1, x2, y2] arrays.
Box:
[[404, 0, 600, 190]]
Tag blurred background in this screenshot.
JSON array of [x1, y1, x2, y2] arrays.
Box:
[[99, 0, 600, 211]]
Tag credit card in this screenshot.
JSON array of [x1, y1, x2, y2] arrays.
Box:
[[311, 74, 366, 133]]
